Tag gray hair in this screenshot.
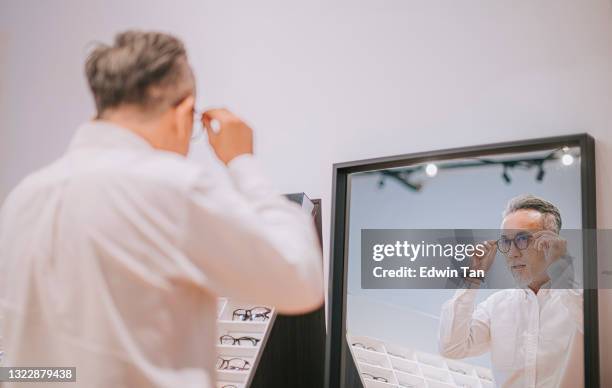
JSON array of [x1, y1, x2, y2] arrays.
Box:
[[85, 30, 195, 116], [503, 194, 562, 233]]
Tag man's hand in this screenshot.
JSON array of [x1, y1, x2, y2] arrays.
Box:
[[202, 108, 253, 165], [462, 240, 497, 288], [533, 230, 567, 267], [470, 240, 498, 274]]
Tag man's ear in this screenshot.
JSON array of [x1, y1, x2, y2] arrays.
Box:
[[174, 95, 195, 139]]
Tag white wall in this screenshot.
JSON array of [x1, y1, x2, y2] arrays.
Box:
[[1, 0, 612, 384]]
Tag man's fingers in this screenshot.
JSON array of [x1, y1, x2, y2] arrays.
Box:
[[532, 230, 555, 238], [534, 235, 551, 251], [202, 108, 232, 122]]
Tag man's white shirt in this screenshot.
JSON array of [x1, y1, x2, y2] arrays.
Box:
[[0, 121, 324, 387], [439, 286, 583, 388]]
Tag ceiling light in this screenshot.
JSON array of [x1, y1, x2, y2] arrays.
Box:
[[425, 163, 438, 177]]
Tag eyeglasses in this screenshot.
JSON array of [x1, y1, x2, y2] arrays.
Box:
[[216, 357, 250, 371], [449, 366, 468, 375], [191, 109, 204, 142], [387, 351, 407, 359], [352, 342, 377, 351], [362, 373, 388, 383], [232, 307, 271, 322], [477, 373, 493, 382], [219, 334, 261, 347], [497, 232, 532, 254]]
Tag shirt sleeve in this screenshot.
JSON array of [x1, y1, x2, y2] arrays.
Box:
[[179, 154, 324, 314], [558, 289, 584, 333], [438, 289, 491, 359], [546, 255, 583, 332]]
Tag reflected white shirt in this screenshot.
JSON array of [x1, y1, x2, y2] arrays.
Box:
[[439, 287, 583, 388], [0, 121, 324, 387]]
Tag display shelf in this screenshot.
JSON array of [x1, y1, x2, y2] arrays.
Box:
[[217, 370, 251, 383], [348, 333, 496, 388], [360, 363, 398, 385], [445, 359, 475, 377], [416, 353, 447, 369], [420, 364, 452, 384], [363, 379, 400, 388], [426, 380, 456, 388], [449, 372, 480, 388], [395, 370, 426, 388], [216, 299, 276, 388], [217, 383, 245, 388], [216, 345, 258, 359], [214, 192, 324, 388], [350, 335, 387, 353], [354, 347, 392, 369], [386, 343, 417, 361], [474, 366, 494, 383], [389, 357, 420, 376]]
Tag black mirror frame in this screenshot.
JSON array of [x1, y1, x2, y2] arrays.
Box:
[[324, 133, 598, 388]]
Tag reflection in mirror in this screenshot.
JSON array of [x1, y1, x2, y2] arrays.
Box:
[[345, 146, 584, 388]]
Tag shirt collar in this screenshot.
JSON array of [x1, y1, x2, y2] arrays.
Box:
[[68, 120, 154, 152], [521, 279, 552, 299]]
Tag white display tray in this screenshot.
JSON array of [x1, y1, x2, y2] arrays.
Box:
[[347, 333, 496, 388], [216, 298, 276, 388]]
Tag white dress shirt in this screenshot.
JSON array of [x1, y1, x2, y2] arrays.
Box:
[[0, 121, 324, 387], [439, 286, 583, 388]]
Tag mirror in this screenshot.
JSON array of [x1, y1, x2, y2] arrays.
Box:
[[326, 135, 598, 388]]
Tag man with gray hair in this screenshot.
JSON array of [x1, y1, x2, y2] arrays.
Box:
[[439, 194, 584, 387], [0, 30, 323, 387]]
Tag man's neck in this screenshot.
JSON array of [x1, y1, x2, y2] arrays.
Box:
[[99, 108, 161, 148], [528, 276, 551, 294]]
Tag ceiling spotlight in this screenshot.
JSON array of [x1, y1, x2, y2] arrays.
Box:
[[561, 153, 574, 166], [536, 164, 545, 182], [562, 146, 570, 153], [502, 166, 511, 184], [425, 163, 438, 177]]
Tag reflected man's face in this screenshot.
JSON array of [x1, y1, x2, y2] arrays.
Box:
[[500, 209, 548, 287]]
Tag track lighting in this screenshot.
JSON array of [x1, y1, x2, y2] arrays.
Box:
[[502, 165, 511, 184], [425, 163, 438, 177], [561, 153, 574, 166], [536, 164, 545, 182]]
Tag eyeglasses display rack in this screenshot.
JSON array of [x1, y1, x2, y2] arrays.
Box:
[[347, 333, 495, 388], [215, 193, 326, 388], [215, 299, 277, 388]]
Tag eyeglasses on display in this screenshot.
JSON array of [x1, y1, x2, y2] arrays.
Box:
[[362, 372, 388, 383], [232, 307, 271, 322], [387, 351, 407, 359], [216, 357, 251, 371], [351, 342, 377, 351], [219, 334, 261, 347], [449, 366, 468, 375]]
